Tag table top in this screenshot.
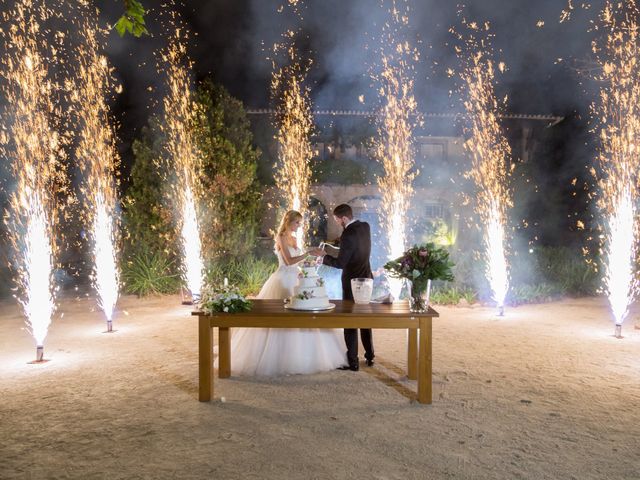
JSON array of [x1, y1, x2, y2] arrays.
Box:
[[193, 299, 439, 318]]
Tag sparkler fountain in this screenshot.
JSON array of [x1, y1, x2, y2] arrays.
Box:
[[160, 27, 204, 302], [592, 1, 640, 338], [456, 20, 512, 316], [73, 14, 121, 333], [373, 0, 420, 301], [1, 0, 65, 361], [271, 1, 313, 245]]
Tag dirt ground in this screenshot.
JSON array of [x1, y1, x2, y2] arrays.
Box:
[[1, 294, 639, 479]]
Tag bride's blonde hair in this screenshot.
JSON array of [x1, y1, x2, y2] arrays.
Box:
[[275, 210, 302, 250]]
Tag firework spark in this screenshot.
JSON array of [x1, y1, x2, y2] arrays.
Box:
[[373, 0, 419, 300], [456, 19, 512, 314], [1, 0, 65, 359], [592, 1, 640, 333], [160, 27, 204, 298], [271, 1, 313, 243], [72, 10, 121, 330]]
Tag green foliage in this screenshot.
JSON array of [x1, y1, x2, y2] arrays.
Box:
[[122, 80, 261, 289], [384, 243, 455, 293], [311, 157, 378, 184], [532, 246, 599, 296], [0, 266, 12, 299], [193, 80, 262, 258], [205, 256, 278, 297], [461, 287, 478, 305], [416, 218, 458, 247], [122, 122, 177, 262], [435, 243, 598, 307], [200, 284, 252, 314], [430, 283, 477, 305], [510, 246, 599, 297], [115, 0, 148, 38], [508, 283, 558, 305], [122, 252, 181, 296]]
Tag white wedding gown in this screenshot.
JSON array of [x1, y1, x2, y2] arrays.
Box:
[[224, 246, 347, 376]]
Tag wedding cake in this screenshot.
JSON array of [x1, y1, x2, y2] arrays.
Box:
[[289, 265, 331, 310]]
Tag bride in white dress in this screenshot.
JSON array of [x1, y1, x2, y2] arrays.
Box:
[[226, 210, 347, 376]]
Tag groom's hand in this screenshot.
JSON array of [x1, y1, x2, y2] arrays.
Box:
[[309, 248, 325, 257]]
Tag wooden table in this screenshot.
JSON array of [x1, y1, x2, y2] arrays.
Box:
[[193, 300, 439, 404]]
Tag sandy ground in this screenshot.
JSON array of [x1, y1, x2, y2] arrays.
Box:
[[1, 294, 640, 480]]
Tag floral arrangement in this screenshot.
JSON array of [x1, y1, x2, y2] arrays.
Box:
[[295, 290, 314, 300], [298, 269, 311, 278], [301, 256, 317, 268], [384, 243, 454, 294], [199, 283, 252, 314]]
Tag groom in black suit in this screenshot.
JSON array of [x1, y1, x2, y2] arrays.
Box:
[[312, 203, 374, 371]]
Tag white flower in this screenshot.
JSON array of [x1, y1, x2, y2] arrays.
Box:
[[223, 306, 229, 312]]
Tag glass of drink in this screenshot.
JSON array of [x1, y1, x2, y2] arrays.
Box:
[[351, 278, 373, 304]]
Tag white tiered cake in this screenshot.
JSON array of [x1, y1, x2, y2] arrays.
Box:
[[289, 266, 331, 310]]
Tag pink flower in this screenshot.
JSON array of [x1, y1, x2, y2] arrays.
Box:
[[418, 249, 428, 257]]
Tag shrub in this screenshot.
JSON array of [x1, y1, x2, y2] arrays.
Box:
[[205, 256, 278, 297], [510, 246, 599, 297], [430, 283, 477, 305], [193, 81, 262, 258], [432, 244, 598, 306], [533, 246, 599, 296], [235, 257, 279, 296], [122, 252, 181, 296], [311, 157, 374, 184], [507, 283, 558, 305], [122, 122, 178, 262], [121, 80, 262, 273]]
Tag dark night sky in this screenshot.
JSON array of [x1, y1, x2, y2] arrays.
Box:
[[95, 0, 602, 139], [82, 0, 607, 247], [0, 0, 614, 284]]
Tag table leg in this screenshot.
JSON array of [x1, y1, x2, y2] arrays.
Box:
[[198, 316, 213, 402], [407, 328, 418, 380], [417, 317, 432, 404], [219, 327, 231, 378]]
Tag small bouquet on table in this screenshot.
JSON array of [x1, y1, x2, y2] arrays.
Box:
[[199, 283, 252, 314], [384, 243, 454, 313]]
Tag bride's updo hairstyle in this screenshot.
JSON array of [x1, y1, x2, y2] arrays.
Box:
[[275, 210, 302, 250]]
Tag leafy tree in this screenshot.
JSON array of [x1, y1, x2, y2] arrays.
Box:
[[193, 80, 262, 258], [122, 81, 261, 272], [115, 0, 148, 38], [122, 120, 177, 261]]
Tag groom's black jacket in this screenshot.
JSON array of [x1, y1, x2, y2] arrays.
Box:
[[323, 220, 373, 300]]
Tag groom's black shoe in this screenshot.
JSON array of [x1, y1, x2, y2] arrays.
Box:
[[365, 358, 375, 367], [337, 364, 359, 371]]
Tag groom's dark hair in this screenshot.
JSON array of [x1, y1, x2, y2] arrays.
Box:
[[333, 204, 353, 219]]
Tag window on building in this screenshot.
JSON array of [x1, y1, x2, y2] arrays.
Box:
[[419, 142, 446, 163], [423, 203, 445, 219]]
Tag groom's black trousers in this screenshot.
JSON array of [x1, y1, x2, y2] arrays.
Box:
[[343, 290, 374, 366], [344, 328, 374, 366]]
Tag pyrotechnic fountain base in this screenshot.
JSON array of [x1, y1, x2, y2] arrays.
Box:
[[27, 345, 49, 364], [102, 320, 117, 334], [180, 287, 200, 306], [497, 305, 505, 317], [614, 323, 623, 339]]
